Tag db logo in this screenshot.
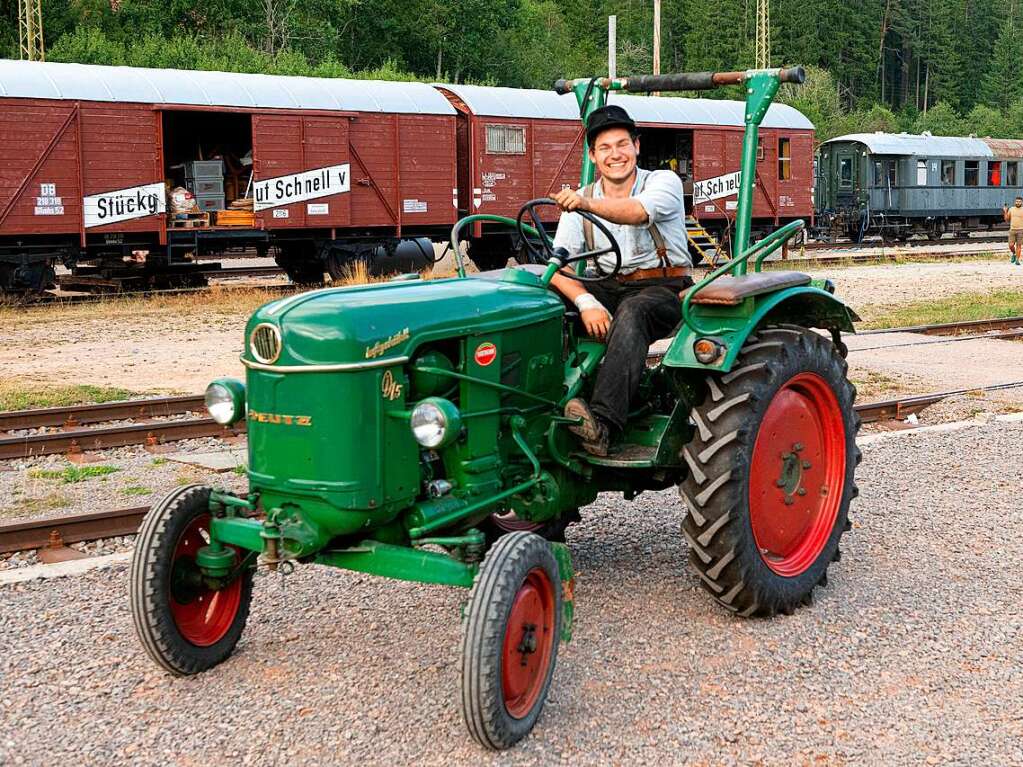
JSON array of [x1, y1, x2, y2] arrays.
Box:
[[474, 342, 497, 366]]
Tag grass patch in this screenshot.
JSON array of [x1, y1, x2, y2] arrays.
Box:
[[2, 492, 72, 519], [849, 370, 914, 400], [150, 457, 168, 466], [232, 464, 247, 476], [859, 288, 1023, 330], [0, 380, 138, 411], [28, 465, 120, 483], [122, 485, 152, 496]]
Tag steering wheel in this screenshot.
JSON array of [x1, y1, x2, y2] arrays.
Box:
[[515, 198, 623, 283]]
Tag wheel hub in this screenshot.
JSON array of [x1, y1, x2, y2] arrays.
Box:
[[749, 373, 846, 577], [501, 569, 556, 719]]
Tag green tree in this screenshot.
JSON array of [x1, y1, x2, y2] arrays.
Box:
[[914, 100, 964, 135]]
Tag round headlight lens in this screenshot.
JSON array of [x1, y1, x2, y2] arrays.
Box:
[[411, 402, 447, 447], [410, 397, 462, 448], [205, 379, 245, 425]]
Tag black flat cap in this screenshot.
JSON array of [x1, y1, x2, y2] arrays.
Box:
[[586, 105, 637, 146]]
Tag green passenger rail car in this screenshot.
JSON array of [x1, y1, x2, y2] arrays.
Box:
[[130, 65, 861, 750]]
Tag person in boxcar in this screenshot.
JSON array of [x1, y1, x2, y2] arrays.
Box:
[[548, 104, 691, 456], [1003, 196, 1023, 265]]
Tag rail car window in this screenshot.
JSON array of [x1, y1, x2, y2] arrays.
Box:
[[941, 160, 955, 185], [778, 138, 791, 180], [965, 160, 979, 186], [1009, 162, 1020, 186], [485, 125, 526, 154], [987, 161, 1002, 186], [917, 160, 927, 185], [873, 161, 882, 185], [839, 158, 853, 187]]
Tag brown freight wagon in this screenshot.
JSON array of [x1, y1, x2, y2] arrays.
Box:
[[0, 60, 459, 291], [437, 84, 815, 263]]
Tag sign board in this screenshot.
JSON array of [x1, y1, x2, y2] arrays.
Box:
[[307, 203, 329, 215], [402, 199, 427, 213], [253, 164, 350, 211], [694, 170, 742, 204], [83, 182, 165, 228], [35, 184, 64, 216]]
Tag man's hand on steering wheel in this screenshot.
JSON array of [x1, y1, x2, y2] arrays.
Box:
[[552, 187, 588, 213], [515, 198, 623, 283]]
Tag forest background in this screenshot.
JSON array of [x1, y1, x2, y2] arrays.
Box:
[[2, 0, 1022, 143]]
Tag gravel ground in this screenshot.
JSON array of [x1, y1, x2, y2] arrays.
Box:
[[1, 419, 1020, 765]]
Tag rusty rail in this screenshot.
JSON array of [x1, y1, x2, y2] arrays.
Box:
[[0, 418, 245, 460], [0, 395, 206, 431], [0, 507, 148, 554]]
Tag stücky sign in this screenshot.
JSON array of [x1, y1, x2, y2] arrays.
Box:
[[254, 164, 350, 211], [83, 182, 165, 228], [694, 170, 742, 204]]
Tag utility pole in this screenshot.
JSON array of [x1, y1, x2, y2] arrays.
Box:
[[653, 0, 661, 76], [755, 0, 770, 68], [19, 0, 45, 62], [609, 15, 617, 79]]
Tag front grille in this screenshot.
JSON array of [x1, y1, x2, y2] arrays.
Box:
[[250, 323, 282, 364]]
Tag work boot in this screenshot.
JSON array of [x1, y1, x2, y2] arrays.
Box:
[[564, 398, 611, 456]]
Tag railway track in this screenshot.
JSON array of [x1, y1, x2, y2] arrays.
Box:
[[2, 380, 1022, 556], [0, 395, 244, 460]]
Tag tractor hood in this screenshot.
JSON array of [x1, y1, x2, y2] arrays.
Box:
[[243, 276, 564, 368]]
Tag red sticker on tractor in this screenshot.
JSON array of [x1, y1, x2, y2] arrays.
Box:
[[474, 342, 497, 366]]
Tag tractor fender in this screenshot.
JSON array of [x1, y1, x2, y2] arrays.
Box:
[[662, 286, 860, 373]]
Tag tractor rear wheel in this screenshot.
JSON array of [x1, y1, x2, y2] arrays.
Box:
[[461, 531, 562, 750], [130, 484, 254, 675], [679, 325, 860, 616]]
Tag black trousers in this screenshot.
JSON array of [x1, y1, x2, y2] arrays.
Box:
[[579, 275, 693, 432]]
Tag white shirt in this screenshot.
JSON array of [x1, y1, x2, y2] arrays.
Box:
[[552, 168, 690, 274]]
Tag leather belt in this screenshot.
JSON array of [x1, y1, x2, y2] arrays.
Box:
[[617, 265, 692, 283]]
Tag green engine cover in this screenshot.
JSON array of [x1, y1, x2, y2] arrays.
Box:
[[241, 276, 566, 540]]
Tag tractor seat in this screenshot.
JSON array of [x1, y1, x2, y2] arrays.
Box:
[[686, 271, 811, 306]]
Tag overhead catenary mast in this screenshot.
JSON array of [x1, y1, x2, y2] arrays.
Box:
[[19, 0, 45, 62], [756, 0, 770, 68]]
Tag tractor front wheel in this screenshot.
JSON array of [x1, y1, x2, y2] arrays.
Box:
[[679, 325, 860, 616], [130, 484, 254, 675], [461, 531, 562, 750]]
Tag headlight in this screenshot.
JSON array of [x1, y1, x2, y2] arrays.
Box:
[[410, 397, 462, 448], [205, 378, 246, 425], [693, 338, 725, 364]]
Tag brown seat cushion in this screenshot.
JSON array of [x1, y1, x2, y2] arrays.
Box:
[[686, 270, 812, 306]]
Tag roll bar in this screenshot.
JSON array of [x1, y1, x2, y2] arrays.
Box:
[[553, 66, 805, 95]]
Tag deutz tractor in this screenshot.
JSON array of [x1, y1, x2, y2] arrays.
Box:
[[131, 66, 860, 750]]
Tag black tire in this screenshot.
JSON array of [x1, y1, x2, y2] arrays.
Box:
[[461, 531, 562, 750], [679, 325, 860, 617], [130, 484, 254, 675]]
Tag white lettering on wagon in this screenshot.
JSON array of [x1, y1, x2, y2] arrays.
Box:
[[253, 164, 350, 212], [83, 182, 165, 228], [694, 170, 742, 204]]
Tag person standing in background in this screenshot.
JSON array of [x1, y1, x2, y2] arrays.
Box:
[[1003, 196, 1023, 264]]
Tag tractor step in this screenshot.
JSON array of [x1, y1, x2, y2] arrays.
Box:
[[584, 442, 657, 468]]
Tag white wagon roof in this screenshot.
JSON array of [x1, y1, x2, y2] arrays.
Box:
[[0, 59, 456, 115], [436, 83, 815, 130], [821, 132, 994, 157]]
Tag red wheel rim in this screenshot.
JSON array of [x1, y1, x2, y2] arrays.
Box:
[[501, 567, 557, 719], [168, 514, 243, 647], [748, 372, 846, 577]]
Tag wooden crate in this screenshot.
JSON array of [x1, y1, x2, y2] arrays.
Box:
[[214, 210, 255, 227]]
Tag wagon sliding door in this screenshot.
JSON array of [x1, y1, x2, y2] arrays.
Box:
[[251, 114, 351, 229]]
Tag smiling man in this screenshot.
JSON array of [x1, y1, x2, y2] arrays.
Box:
[[550, 104, 691, 456]]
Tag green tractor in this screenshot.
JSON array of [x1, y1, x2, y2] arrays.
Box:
[[130, 67, 860, 750]]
